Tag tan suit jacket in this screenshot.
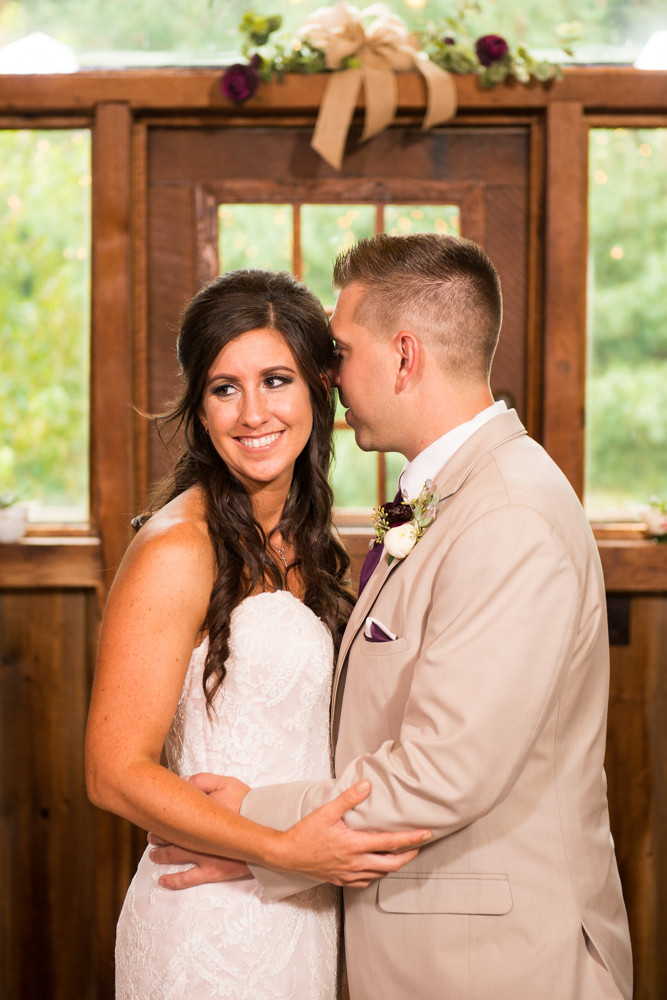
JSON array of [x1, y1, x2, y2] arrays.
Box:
[[241, 411, 632, 1000]]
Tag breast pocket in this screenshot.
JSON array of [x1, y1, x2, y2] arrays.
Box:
[[360, 636, 410, 657]]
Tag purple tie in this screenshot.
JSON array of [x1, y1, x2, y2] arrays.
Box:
[[358, 490, 402, 597]]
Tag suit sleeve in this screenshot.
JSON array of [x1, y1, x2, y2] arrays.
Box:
[[243, 504, 585, 895]]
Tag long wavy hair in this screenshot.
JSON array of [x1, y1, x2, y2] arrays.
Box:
[[138, 269, 354, 708]]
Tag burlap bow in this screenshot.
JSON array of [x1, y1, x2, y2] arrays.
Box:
[[299, 2, 457, 170]]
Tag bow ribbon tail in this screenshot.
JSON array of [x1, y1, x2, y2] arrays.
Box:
[[360, 48, 397, 143], [311, 67, 363, 171], [413, 56, 457, 130]]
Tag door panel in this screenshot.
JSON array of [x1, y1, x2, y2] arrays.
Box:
[[146, 124, 534, 487]]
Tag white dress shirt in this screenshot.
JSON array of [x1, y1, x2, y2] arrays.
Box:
[[398, 400, 507, 501]]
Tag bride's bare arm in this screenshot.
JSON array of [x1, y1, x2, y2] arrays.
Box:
[[85, 501, 430, 886]]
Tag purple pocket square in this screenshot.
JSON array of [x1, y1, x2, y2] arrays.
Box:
[[364, 617, 397, 643]]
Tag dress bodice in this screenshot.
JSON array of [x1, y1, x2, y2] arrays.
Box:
[[165, 589, 335, 785]]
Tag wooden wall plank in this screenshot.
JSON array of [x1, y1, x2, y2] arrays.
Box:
[[606, 596, 667, 999], [1, 68, 667, 114], [0, 589, 97, 1000], [542, 102, 587, 496], [91, 102, 134, 581]]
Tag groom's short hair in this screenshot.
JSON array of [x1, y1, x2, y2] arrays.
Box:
[[332, 233, 502, 383]]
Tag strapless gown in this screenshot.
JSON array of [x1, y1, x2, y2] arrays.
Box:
[[115, 590, 339, 1000]]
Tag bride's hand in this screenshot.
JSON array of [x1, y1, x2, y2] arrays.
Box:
[[270, 781, 432, 888], [148, 773, 253, 889]]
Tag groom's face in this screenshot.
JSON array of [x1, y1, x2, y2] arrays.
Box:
[[330, 284, 396, 453]]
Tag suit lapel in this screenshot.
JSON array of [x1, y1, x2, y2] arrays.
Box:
[[330, 410, 528, 740]]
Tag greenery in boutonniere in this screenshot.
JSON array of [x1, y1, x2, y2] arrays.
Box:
[[371, 480, 442, 564]]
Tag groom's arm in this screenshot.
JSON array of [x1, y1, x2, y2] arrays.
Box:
[[242, 503, 586, 896]]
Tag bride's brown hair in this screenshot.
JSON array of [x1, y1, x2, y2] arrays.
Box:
[[138, 269, 354, 708]]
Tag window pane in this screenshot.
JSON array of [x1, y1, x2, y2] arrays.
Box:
[[301, 205, 375, 307], [586, 128, 667, 517], [0, 2, 650, 66], [331, 430, 377, 508], [219, 204, 292, 273], [384, 205, 460, 237], [0, 129, 91, 521]]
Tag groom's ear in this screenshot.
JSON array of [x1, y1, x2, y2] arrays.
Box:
[[394, 331, 422, 392]]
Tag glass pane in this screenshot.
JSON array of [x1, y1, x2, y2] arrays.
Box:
[[586, 128, 667, 518], [219, 204, 292, 273], [384, 205, 460, 237], [301, 204, 375, 308], [0, 129, 91, 522], [331, 429, 377, 508], [0, 2, 651, 67]]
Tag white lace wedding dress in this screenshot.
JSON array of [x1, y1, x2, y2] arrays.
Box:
[[115, 590, 340, 1000]]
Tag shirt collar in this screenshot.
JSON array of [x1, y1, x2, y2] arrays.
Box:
[[398, 400, 508, 501]]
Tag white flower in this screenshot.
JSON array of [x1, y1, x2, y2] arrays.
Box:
[[384, 520, 419, 559]]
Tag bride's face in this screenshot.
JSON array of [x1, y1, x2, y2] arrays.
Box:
[[199, 327, 313, 489]]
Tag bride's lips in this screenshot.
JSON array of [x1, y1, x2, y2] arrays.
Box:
[[234, 429, 286, 453]]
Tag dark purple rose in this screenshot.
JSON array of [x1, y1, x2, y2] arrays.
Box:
[[221, 62, 260, 104], [382, 501, 413, 527], [443, 36, 456, 46], [475, 34, 509, 67]]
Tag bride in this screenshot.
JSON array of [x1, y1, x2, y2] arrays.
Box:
[[85, 269, 427, 1000]]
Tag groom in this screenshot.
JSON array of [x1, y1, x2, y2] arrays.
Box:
[[152, 234, 632, 999]]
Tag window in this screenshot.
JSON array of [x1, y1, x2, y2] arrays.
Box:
[[0, 0, 651, 67], [0, 129, 91, 523], [586, 128, 667, 521], [218, 201, 460, 510]]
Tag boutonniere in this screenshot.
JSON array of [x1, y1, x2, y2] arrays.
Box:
[[370, 480, 442, 564]]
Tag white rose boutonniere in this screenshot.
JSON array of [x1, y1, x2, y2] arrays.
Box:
[[370, 479, 442, 565], [384, 520, 419, 559]]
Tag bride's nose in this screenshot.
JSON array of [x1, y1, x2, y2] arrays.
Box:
[[237, 386, 271, 428]]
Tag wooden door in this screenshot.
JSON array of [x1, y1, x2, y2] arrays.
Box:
[[142, 122, 542, 493]]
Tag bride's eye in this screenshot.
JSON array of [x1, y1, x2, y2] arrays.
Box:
[[213, 383, 238, 398], [265, 375, 293, 389]]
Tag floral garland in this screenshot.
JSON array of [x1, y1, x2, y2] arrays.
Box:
[[221, 7, 562, 104]]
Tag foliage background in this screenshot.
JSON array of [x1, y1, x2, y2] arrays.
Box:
[[0, 0, 665, 57], [0, 130, 90, 513], [586, 128, 667, 509]]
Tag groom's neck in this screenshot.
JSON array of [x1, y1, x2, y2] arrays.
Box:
[[399, 381, 494, 463]]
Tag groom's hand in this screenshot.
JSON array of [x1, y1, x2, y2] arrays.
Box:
[[273, 781, 433, 887], [149, 773, 252, 890]]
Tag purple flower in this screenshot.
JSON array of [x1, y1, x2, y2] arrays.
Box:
[[221, 62, 260, 104], [382, 501, 413, 527], [443, 36, 456, 45], [475, 34, 509, 67]]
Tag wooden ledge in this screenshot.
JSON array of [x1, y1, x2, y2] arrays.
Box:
[[0, 538, 103, 588], [597, 539, 667, 592], [0, 67, 666, 115]]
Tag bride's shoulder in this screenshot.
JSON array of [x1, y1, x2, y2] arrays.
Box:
[[126, 485, 214, 578]]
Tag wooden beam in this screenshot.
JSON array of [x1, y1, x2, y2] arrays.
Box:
[[91, 103, 134, 585], [1, 68, 667, 115], [542, 102, 587, 496], [0, 541, 102, 588]]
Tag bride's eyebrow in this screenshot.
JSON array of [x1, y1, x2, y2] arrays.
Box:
[[207, 365, 297, 386]]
